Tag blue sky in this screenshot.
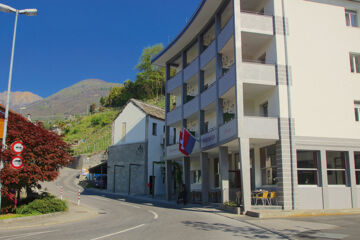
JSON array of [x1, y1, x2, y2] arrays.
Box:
[[0, 0, 201, 98]]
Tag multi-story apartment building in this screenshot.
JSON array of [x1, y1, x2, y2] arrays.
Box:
[[152, 0, 360, 211]]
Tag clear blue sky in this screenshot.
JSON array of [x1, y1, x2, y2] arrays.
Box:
[[0, 0, 201, 98]]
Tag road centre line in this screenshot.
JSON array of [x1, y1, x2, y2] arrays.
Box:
[[87, 195, 110, 201], [148, 210, 158, 220], [90, 224, 145, 240], [117, 200, 141, 209], [0, 230, 59, 240]]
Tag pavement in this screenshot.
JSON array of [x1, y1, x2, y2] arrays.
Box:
[[0, 167, 359, 239]]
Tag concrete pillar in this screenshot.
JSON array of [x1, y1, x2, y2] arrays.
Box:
[[201, 152, 209, 204], [219, 147, 229, 203], [183, 157, 191, 201], [348, 151, 359, 208], [320, 149, 329, 209], [165, 160, 172, 201], [239, 138, 251, 211]]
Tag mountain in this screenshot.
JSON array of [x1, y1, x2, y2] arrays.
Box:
[[0, 91, 43, 110], [22, 79, 120, 120]]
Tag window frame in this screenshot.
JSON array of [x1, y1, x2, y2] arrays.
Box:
[[152, 122, 157, 136], [355, 152, 360, 185], [260, 145, 277, 186], [350, 53, 360, 73], [326, 151, 348, 185], [355, 101, 360, 122], [345, 9, 358, 27], [297, 150, 319, 185]]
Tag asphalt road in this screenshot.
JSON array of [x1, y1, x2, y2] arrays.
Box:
[[0, 168, 359, 240]]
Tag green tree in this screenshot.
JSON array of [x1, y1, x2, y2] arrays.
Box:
[[89, 103, 96, 114]]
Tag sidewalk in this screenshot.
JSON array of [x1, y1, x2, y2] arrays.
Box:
[[0, 201, 98, 230]]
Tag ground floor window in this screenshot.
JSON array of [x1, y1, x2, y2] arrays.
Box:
[[355, 152, 360, 185], [214, 158, 220, 188], [260, 145, 277, 185], [190, 170, 201, 184], [327, 151, 347, 185], [297, 150, 319, 185]]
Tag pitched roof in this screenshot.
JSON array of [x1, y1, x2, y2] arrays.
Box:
[[129, 99, 165, 121]]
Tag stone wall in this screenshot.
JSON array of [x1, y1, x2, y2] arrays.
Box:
[[69, 151, 107, 170], [107, 142, 147, 195]]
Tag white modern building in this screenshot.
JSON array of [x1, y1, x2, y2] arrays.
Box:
[[107, 99, 166, 197], [152, 0, 360, 211]]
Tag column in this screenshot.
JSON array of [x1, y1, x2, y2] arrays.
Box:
[[201, 152, 209, 204], [183, 157, 191, 202], [320, 149, 329, 209], [165, 160, 172, 201], [239, 138, 251, 211], [219, 146, 229, 203], [348, 151, 359, 208]]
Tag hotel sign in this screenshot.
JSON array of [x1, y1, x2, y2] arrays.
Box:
[[201, 130, 217, 148], [219, 119, 236, 142]]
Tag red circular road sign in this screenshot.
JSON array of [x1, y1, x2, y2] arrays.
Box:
[[11, 156, 23, 169], [11, 141, 24, 154]]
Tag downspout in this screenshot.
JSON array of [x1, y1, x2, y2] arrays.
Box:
[[281, 0, 296, 210]]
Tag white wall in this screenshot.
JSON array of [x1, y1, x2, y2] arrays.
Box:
[[285, 0, 360, 139], [113, 102, 146, 145]]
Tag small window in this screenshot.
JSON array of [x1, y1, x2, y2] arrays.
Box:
[[152, 123, 157, 136], [355, 101, 360, 122], [191, 170, 202, 184], [260, 145, 277, 185], [121, 122, 126, 142], [350, 53, 360, 73], [355, 152, 360, 185], [327, 151, 347, 185], [345, 10, 358, 27], [260, 102, 268, 117], [297, 150, 319, 185]]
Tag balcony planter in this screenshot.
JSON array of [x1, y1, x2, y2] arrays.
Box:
[[223, 113, 235, 123], [186, 95, 195, 102]]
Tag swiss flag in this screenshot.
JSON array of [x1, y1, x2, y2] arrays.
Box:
[[179, 128, 196, 156]]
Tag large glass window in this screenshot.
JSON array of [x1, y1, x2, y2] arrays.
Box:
[[260, 145, 277, 185], [355, 101, 360, 122], [185, 42, 198, 66], [202, 22, 215, 51], [327, 151, 347, 185], [350, 53, 360, 73], [191, 170, 201, 184], [220, 0, 233, 30], [345, 10, 358, 27], [355, 152, 360, 185], [297, 150, 319, 185]]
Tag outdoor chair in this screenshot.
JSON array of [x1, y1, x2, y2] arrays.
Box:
[[252, 191, 269, 205], [267, 191, 278, 205]]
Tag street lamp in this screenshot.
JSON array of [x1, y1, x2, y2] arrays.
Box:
[[0, 3, 37, 213]]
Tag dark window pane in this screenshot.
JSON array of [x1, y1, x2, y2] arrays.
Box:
[[298, 170, 318, 185], [326, 151, 346, 169], [356, 171, 360, 185], [327, 170, 346, 185], [297, 150, 318, 168], [355, 152, 360, 169]]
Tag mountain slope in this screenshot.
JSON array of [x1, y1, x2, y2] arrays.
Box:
[[0, 91, 43, 110], [22, 79, 120, 120]]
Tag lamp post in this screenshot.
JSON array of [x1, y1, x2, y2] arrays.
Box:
[[0, 3, 37, 213]]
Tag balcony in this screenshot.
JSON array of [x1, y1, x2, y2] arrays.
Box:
[[184, 57, 199, 82], [167, 106, 182, 125], [240, 62, 276, 86], [167, 72, 182, 92], [219, 64, 236, 96], [218, 16, 234, 51], [201, 84, 217, 109], [200, 41, 216, 69], [201, 129, 217, 148], [184, 96, 199, 119], [166, 141, 200, 160], [243, 116, 279, 140], [219, 119, 237, 142], [240, 12, 274, 35]]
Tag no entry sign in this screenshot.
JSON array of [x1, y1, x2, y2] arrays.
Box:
[[11, 141, 24, 154], [11, 156, 23, 169]]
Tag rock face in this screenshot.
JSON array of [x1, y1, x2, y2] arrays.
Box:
[[0, 91, 43, 110], [21, 79, 120, 120]]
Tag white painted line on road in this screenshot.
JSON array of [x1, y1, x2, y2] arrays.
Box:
[[88, 195, 110, 201], [90, 224, 145, 240], [1, 230, 59, 240], [148, 210, 158, 220], [118, 200, 141, 209]]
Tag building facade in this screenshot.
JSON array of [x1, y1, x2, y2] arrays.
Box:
[[152, 0, 360, 211], [107, 99, 166, 196]]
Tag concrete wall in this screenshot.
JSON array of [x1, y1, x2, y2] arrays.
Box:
[[107, 142, 147, 195], [69, 151, 106, 170], [297, 186, 323, 210], [113, 102, 146, 145]]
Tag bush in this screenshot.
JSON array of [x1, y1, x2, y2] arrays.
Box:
[[16, 194, 67, 215], [223, 201, 238, 207]]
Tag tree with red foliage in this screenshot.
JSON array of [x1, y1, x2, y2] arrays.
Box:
[[1, 112, 74, 210]]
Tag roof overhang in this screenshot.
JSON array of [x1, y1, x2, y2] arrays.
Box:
[[152, 0, 223, 67]]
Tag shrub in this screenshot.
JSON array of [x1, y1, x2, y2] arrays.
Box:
[[16, 194, 67, 215], [223, 201, 238, 207]]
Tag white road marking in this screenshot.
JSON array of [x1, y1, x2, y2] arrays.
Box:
[[0, 230, 58, 240], [88, 196, 110, 201], [117, 200, 141, 209], [90, 224, 145, 240], [148, 210, 158, 220]]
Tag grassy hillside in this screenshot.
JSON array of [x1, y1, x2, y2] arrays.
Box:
[[61, 108, 120, 155]]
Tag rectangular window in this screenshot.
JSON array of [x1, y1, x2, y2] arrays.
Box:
[[350, 53, 360, 73], [327, 151, 347, 185], [355, 101, 360, 122], [152, 123, 157, 136], [214, 158, 220, 188], [355, 152, 360, 185], [297, 150, 319, 185], [260, 145, 277, 185], [185, 42, 198, 66], [191, 170, 202, 184], [260, 102, 268, 117], [121, 122, 126, 142], [220, 1, 233, 30], [202, 22, 215, 52], [345, 10, 358, 27]]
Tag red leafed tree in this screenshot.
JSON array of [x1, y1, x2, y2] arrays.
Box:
[[1, 111, 74, 203]]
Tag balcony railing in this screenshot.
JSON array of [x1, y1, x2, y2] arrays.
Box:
[[167, 106, 182, 125], [240, 11, 274, 35], [240, 61, 276, 86], [243, 116, 279, 139], [219, 119, 237, 142], [201, 129, 217, 148]]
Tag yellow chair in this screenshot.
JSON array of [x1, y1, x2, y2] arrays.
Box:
[[253, 191, 269, 205], [267, 192, 277, 205]]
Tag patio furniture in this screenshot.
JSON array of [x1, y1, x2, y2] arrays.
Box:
[[252, 190, 269, 205], [267, 191, 278, 205]]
